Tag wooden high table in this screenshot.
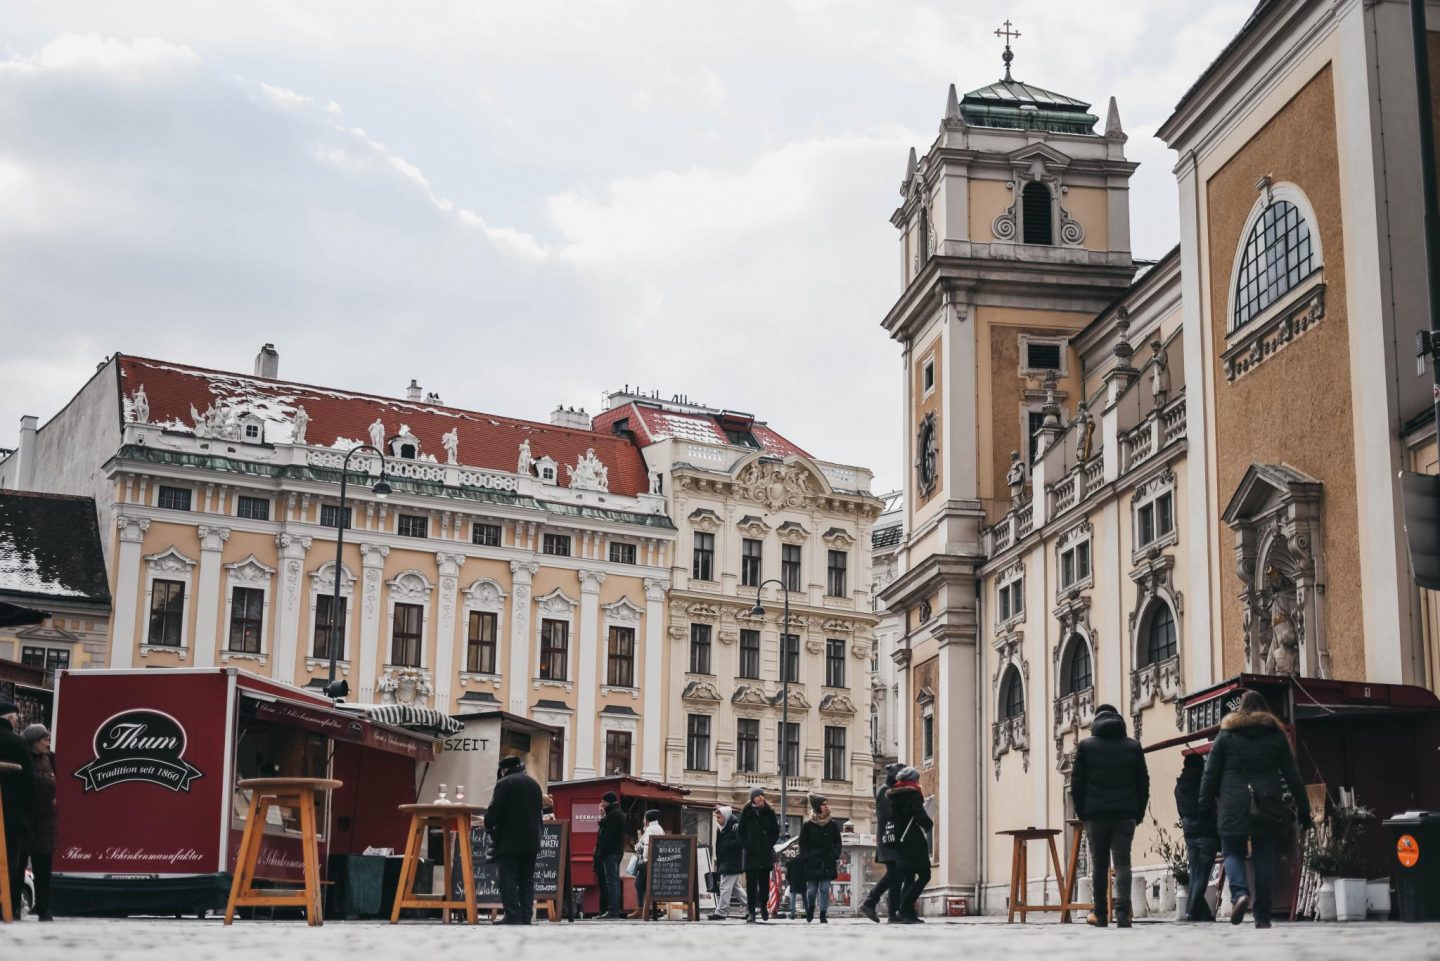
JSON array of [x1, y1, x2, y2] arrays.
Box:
[[0, 761, 18, 923], [391, 803, 484, 924], [225, 777, 343, 926], [998, 826, 1088, 923]]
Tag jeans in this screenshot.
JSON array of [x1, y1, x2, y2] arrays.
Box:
[[805, 880, 831, 917], [896, 862, 931, 917], [864, 861, 901, 917], [1222, 830, 1279, 923], [497, 852, 537, 924], [1184, 838, 1218, 921], [744, 868, 770, 917], [1085, 818, 1136, 916], [713, 872, 747, 917], [594, 855, 621, 915]]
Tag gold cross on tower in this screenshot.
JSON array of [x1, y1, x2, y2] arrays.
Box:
[[995, 19, 1021, 82]]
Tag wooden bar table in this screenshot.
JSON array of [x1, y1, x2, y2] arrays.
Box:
[[0, 761, 18, 923], [391, 803, 484, 924], [225, 777, 343, 927]]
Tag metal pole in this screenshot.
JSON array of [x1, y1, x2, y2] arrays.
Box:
[[781, 589, 790, 838], [1411, 0, 1440, 429]]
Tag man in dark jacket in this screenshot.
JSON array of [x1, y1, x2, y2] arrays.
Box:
[[0, 701, 35, 921], [592, 791, 627, 918], [709, 805, 746, 920], [887, 767, 932, 923], [485, 755, 543, 924], [737, 786, 778, 922], [1070, 704, 1149, 928], [1175, 751, 1219, 921], [860, 762, 903, 922]]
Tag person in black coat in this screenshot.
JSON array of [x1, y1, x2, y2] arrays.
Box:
[[797, 795, 842, 923], [1175, 751, 1219, 921], [738, 786, 779, 922], [22, 724, 56, 921], [861, 762, 903, 922], [708, 805, 746, 920], [485, 755, 543, 924], [886, 767, 932, 923], [1199, 690, 1311, 928], [592, 791, 627, 918], [1070, 704, 1149, 927], [0, 702, 35, 921]]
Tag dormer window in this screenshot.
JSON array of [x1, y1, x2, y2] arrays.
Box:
[[389, 426, 421, 460], [535, 456, 558, 485], [239, 413, 266, 443], [244, 423, 261, 441]]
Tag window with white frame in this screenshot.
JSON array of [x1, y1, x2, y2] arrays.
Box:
[[143, 547, 196, 651], [222, 556, 274, 661], [542, 533, 571, 557], [1059, 634, 1093, 696], [1140, 601, 1179, 666], [157, 486, 192, 511], [236, 495, 270, 520], [609, 541, 637, 565], [1230, 192, 1320, 333], [921, 703, 935, 766], [1019, 334, 1067, 377], [308, 562, 355, 663], [1058, 524, 1093, 593], [997, 568, 1025, 624], [472, 522, 502, 547], [1134, 474, 1177, 554]]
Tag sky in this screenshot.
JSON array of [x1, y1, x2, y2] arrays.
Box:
[[0, 1, 1256, 493]]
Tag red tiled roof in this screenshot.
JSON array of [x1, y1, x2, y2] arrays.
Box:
[[116, 355, 652, 497], [591, 402, 809, 459]]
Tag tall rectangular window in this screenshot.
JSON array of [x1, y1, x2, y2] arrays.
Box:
[[320, 505, 351, 529], [782, 633, 800, 683], [686, 714, 711, 771], [237, 495, 270, 520], [157, 486, 192, 511], [781, 544, 802, 592], [689, 623, 712, 674], [542, 533, 571, 557], [1028, 410, 1047, 465], [312, 595, 347, 660], [741, 538, 763, 588], [609, 542, 637, 565], [824, 726, 847, 781], [228, 587, 265, 653], [692, 532, 715, 580], [391, 603, 423, 667], [472, 523, 502, 547], [549, 731, 565, 783], [22, 647, 69, 672], [604, 730, 632, 776], [397, 514, 428, 538], [780, 721, 800, 777], [922, 708, 935, 764], [825, 639, 845, 688], [607, 626, 636, 687], [466, 611, 498, 674], [148, 579, 185, 647], [826, 550, 848, 597], [736, 718, 760, 773], [739, 629, 761, 679], [539, 618, 569, 680]]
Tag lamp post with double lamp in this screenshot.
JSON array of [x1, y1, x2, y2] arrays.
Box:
[[325, 444, 391, 699], [751, 578, 794, 838]]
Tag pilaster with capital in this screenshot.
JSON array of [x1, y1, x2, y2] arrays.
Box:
[[572, 569, 607, 779], [191, 525, 231, 668], [508, 560, 539, 715], [270, 533, 312, 683], [432, 551, 465, 712], [358, 543, 390, 702], [641, 576, 668, 780], [111, 514, 152, 669]]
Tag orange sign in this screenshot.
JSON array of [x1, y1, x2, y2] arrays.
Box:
[[1398, 834, 1420, 869]]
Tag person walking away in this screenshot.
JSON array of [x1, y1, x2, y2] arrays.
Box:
[[633, 810, 664, 917], [784, 852, 807, 919], [22, 725, 55, 921], [593, 791, 627, 918], [1070, 703, 1149, 928], [798, 795, 841, 923], [1199, 690, 1311, 929], [738, 786, 779, 923], [709, 805, 747, 920], [860, 763, 903, 922], [485, 755, 543, 924], [1175, 751, 1219, 921], [0, 701, 35, 922], [887, 767, 932, 923]]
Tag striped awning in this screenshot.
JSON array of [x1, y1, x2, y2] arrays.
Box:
[[351, 703, 463, 736]]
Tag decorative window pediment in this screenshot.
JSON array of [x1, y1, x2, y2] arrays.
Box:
[[682, 678, 723, 702], [224, 554, 276, 585], [685, 602, 721, 621], [603, 596, 643, 626], [309, 561, 355, 597], [769, 686, 811, 710], [465, 577, 507, 608], [388, 570, 433, 601], [145, 546, 197, 574], [776, 521, 810, 544], [822, 527, 856, 548], [731, 683, 769, 707], [736, 515, 769, 538], [688, 508, 722, 533], [536, 587, 578, 616], [819, 692, 858, 715]]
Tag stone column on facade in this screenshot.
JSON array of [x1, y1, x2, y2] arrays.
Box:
[[433, 551, 465, 713], [892, 646, 911, 766], [508, 560, 538, 715], [641, 577, 668, 780], [573, 569, 606, 779], [191, 525, 231, 668], [271, 533, 312, 683], [110, 514, 151, 669], [935, 621, 978, 899], [358, 543, 389, 703]]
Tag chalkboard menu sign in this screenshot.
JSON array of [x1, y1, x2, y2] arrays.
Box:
[[453, 821, 569, 911], [453, 824, 502, 907], [643, 834, 697, 919]]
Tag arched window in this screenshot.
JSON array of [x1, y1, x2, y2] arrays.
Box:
[[1022, 182, 1053, 245], [1060, 634, 1093, 696], [1143, 602, 1178, 665], [1231, 199, 1316, 331], [1001, 667, 1025, 719]]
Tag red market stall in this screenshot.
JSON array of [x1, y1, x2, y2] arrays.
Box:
[[50, 668, 437, 917], [549, 775, 689, 915]]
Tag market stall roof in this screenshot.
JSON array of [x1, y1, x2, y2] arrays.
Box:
[[337, 702, 463, 736], [0, 599, 47, 628], [551, 774, 690, 799], [447, 708, 560, 738]]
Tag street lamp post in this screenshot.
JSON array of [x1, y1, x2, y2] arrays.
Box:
[[326, 444, 391, 698], [751, 578, 793, 837]]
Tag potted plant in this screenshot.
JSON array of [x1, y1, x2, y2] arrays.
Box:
[[1148, 813, 1190, 920], [1303, 803, 1374, 922]]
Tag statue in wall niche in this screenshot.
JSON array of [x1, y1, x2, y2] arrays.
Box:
[[1150, 340, 1171, 406], [517, 438, 533, 475], [1263, 566, 1302, 676], [1006, 451, 1026, 506], [442, 427, 459, 465], [132, 385, 149, 424], [292, 405, 309, 445], [368, 417, 387, 449], [649, 470, 663, 496]]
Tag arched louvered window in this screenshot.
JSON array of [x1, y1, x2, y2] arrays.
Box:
[[1143, 602, 1178, 666], [1060, 634, 1093, 696], [1023, 182, 1053, 245], [1231, 199, 1317, 331], [1001, 666, 1025, 719]]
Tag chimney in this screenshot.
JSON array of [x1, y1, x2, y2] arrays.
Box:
[[14, 415, 38, 491], [407, 379, 422, 402], [254, 343, 279, 379], [549, 405, 591, 430]]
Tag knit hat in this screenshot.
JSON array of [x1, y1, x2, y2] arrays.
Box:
[[808, 794, 827, 814], [885, 762, 903, 788], [602, 791, 619, 804], [748, 786, 766, 801], [896, 766, 920, 783], [645, 809, 661, 823], [21, 723, 49, 746], [0, 700, 17, 718]]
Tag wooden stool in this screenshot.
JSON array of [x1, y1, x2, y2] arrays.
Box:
[[999, 826, 1082, 923], [0, 761, 18, 924], [225, 777, 342, 927], [1062, 818, 1095, 923], [391, 803, 484, 924]]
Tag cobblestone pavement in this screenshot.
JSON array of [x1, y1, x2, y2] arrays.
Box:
[[3, 916, 1438, 961]]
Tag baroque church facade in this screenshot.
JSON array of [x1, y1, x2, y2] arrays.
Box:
[[880, 0, 1440, 914]]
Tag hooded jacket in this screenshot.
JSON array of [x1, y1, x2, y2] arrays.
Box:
[[1199, 710, 1310, 836], [873, 775, 899, 863], [714, 807, 744, 875], [885, 782, 932, 869], [594, 800, 627, 859], [0, 716, 35, 840], [797, 814, 842, 882], [738, 799, 779, 870], [1070, 709, 1149, 823], [1174, 754, 1219, 842]]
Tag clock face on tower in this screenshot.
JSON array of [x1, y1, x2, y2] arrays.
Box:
[[917, 413, 938, 495]]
